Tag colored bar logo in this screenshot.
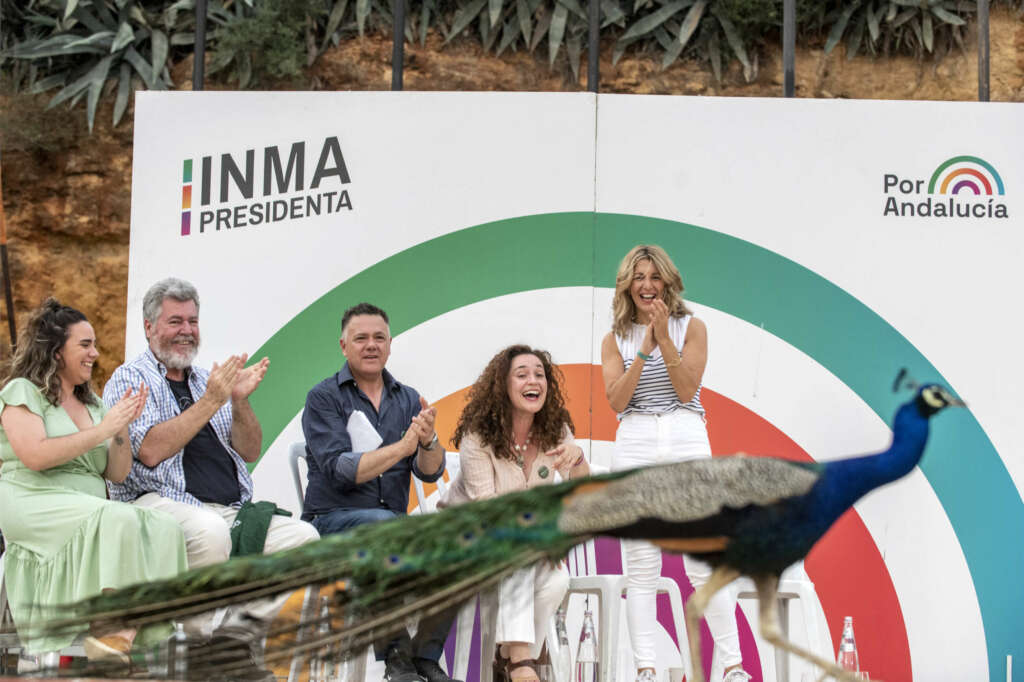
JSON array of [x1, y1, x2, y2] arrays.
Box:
[[181, 160, 192, 235]]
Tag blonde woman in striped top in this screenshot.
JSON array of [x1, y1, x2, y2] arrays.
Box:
[[600, 245, 750, 682]]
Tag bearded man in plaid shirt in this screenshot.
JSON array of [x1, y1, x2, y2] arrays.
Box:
[[104, 277, 318, 681]]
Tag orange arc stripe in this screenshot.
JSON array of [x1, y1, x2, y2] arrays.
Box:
[[939, 167, 992, 194]]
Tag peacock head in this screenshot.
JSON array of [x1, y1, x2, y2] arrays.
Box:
[[915, 384, 965, 416]]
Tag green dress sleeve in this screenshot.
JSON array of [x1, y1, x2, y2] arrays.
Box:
[[0, 378, 49, 418]]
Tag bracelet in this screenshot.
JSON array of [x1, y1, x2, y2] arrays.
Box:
[[636, 350, 653, 361], [665, 353, 682, 368]]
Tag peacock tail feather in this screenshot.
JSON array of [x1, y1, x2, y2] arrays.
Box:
[[38, 469, 635, 671], [37, 458, 823, 671]]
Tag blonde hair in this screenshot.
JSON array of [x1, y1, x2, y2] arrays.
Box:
[[611, 244, 690, 337]]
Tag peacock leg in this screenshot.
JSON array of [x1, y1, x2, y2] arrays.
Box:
[[753, 576, 862, 682], [683, 565, 740, 682]]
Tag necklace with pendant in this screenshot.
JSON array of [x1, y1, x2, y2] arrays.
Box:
[[512, 432, 531, 468]]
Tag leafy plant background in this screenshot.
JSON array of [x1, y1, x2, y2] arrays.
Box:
[[1, 0, 1017, 131]]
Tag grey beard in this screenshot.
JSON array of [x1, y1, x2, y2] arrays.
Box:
[[155, 341, 198, 370]]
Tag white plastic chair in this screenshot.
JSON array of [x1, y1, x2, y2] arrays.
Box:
[[565, 541, 690, 682], [563, 462, 691, 682], [290, 443, 464, 682], [410, 451, 453, 514], [726, 562, 833, 682], [287, 442, 367, 682]]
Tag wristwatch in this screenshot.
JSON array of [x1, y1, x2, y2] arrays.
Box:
[[421, 432, 440, 451]]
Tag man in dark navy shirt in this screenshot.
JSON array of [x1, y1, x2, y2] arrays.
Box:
[[302, 302, 457, 682]]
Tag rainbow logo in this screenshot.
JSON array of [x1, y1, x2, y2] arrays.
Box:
[[181, 160, 193, 236], [928, 155, 1005, 196]]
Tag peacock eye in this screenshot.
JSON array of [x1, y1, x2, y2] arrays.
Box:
[[517, 512, 537, 527], [457, 530, 477, 547], [385, 554, 405, 569], [354, 549, 369, 561], [922, 387, 944, 408]]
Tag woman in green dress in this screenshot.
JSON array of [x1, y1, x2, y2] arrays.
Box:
[[0, 299, 187, 661]]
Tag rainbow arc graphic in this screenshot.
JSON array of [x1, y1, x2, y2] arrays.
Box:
[[247, 212, 1022, 682], [928, 155, 1005, 196]]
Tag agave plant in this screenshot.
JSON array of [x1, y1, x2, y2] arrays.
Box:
[[4, 0, 196, 131], [611, 0, 755, 81], [824, 0, 974, 60], [0, 0, 994, 133]]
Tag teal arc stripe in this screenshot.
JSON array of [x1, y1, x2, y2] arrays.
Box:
[[928, 155, 1005, 195], [248, 212, 1021, 682]]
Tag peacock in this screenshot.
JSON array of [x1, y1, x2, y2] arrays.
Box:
[[38, 376, 962, 682]]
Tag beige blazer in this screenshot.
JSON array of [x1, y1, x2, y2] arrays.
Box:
[[438, 426, 577, 508]]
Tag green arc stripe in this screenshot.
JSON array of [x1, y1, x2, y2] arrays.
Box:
[[928, 155, 1005, 195], [249, 212, 1020, 682]]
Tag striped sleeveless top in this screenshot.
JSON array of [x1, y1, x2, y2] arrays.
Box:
[[615, 314, 704, 418]]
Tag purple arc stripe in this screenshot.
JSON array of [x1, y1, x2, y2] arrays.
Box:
[[952, 180, 980, 195]]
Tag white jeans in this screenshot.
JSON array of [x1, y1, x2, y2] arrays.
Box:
[[612, 411, 741, 671], [134, 493, 320, 639], [495, 562, 570, 659]]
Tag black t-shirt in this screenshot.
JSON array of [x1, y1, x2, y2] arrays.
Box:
[[166, 377, 241, 505]]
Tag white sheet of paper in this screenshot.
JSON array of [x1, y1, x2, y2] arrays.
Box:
[[347, 410, 384, 452]]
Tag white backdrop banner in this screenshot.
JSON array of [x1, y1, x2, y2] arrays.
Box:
[[127, 92, 1022, 682]]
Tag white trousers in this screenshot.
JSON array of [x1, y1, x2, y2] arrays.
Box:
[[612, 411, 741, 671], [495, 562, 570, 659], [134, 493, 320, 638]]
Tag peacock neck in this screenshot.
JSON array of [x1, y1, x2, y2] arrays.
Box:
[[819, 401, 930, 514]]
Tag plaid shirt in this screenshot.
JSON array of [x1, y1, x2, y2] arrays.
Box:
[[103, 348, 254, 507]]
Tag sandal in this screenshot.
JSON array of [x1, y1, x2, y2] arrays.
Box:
[[493, 645, 511, 682], [508, 658, 541, 682]]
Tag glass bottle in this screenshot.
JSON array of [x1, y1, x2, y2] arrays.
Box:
[[836, 616, 859, 672], [169, 622, 188, 680], [312, 596, 334, 682], [545, 605, 572, 682], [575, 609, 598, 682]]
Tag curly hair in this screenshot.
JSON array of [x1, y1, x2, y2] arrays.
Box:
[[611, 244, 692, 338], [4, 298, 98, 406], [453, 345, 574, 462]]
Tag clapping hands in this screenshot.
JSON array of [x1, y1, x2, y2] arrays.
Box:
[[205, 354, 270, 406], [232, 355, 270, 402], [101, 385, 149, 438], [640, 299, 672, 355], [410, 396, 438, 447]]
